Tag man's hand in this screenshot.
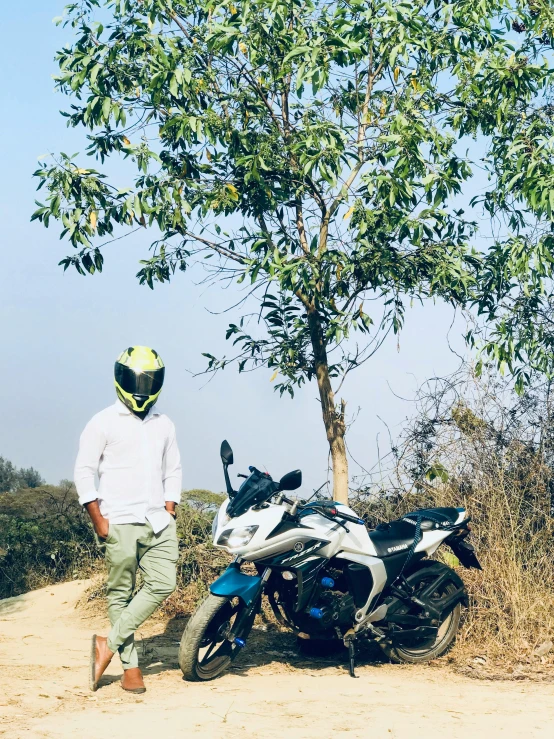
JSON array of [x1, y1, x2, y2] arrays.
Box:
[[165, 502, 177, 518], [85, 500, 110, 539], [94, 517, 110, 539]]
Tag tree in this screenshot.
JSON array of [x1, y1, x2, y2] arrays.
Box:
[[18, 467, 45, 489], [0, 457, 19, 494], [0, 457, 44, 492], [33, 1, 554, 502]]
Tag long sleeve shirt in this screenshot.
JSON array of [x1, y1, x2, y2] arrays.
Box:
[[74, 400, 182, 533]]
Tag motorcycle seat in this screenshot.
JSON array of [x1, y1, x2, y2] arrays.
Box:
[[402, 507, 461, 526], [368, 508, 461, 558], [368, 519, 418, 558]]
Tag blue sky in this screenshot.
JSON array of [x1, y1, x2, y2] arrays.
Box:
[[1, 2, 482, 494]]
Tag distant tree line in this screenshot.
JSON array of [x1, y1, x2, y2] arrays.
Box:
[[0, 456, 44, 493]]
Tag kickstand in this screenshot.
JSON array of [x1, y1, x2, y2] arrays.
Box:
[[347, 638, 359, 679]]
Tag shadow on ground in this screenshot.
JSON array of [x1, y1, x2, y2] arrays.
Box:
[[128, 615, 390, 682]]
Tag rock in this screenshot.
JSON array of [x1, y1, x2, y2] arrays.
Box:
[[533, 640, 553, 657]]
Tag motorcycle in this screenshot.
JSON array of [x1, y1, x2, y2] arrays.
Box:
[[178, 440, 481, 680]]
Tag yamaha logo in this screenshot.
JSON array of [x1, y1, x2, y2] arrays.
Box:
[[387, 543, 409, 553], [294, 542, 304, 553]]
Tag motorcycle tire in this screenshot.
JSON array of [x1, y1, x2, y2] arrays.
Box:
[[179, 593, 258, 681], [380, 561, 462, 664]]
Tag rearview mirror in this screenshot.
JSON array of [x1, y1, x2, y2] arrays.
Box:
[[279, 469, 302, 491], [220, 440, 234, 465]]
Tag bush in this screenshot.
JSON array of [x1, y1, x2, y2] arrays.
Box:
[[159, 490, 231, 615], [0, 485, 229, 605], [352, 369, 554, 671], [0, 481, 99, 598]]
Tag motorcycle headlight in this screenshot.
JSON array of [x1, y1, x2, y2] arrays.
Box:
[[217, 525, 259, 549]]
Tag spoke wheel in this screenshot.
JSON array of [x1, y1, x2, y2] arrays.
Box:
[[179, 594, 258, 681]]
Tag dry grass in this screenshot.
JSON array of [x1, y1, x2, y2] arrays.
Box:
[[439, 474, 554, 668], [353, 369, 554, 676]]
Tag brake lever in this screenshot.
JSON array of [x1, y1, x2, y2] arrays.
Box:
[[334, 511, 366, 526]]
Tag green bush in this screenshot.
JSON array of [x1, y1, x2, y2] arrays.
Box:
[[0, 481, 99, 598]]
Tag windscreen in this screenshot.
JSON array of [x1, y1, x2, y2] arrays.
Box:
[[227, 468, 279, 517]]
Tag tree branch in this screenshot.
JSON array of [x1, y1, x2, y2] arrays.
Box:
[[181, 230, 248, 264], [295, 200, 311, 256], [319, 51, 385, 255]]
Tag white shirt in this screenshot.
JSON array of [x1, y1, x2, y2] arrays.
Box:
[[74, 400, 182, 533]]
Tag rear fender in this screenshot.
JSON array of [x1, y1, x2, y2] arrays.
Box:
[[210, 564, 263, 606], [447, 538, 483, 570]]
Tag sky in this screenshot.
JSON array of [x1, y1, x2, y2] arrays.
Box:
[[0, 2, 481, 495]]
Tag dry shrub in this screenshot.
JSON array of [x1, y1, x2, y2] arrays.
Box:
[[352, 368, 554, 672], [162, 489, 231, 616]]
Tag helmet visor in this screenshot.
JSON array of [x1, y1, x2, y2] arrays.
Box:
[[115, 363, 165, 397]]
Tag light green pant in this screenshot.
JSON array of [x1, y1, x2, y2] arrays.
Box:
[[101, 519, 178, 669]]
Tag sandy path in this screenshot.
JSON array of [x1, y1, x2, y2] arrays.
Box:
[[1, 580, 553, 738]]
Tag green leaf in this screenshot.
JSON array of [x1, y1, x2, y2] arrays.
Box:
[[283, 46, 311, 63]]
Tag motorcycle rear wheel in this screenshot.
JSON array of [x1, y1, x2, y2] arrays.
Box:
[[380, 562, 462, 664], [179, 593, 257, 681]]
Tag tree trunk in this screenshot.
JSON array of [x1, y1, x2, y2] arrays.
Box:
[[307, 309, 349, 504]]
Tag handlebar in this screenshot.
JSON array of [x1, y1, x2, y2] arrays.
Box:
[[332, 510, 366, 525], [278, 495, 365, 526], [315, 506, 365, 525]]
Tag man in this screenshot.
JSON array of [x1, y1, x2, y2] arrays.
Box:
[[74, 346, 182, 694]]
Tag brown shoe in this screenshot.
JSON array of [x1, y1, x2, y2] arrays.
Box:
[[89, 635, 114, 692], [121, 667, 146, 694]]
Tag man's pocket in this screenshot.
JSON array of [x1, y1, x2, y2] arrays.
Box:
[[93, 522, 115, 552], [159, 517, 179, 563], [93, 528, 107, 554]]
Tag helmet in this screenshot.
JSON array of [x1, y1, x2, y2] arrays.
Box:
[[114, 346, 165, 414]]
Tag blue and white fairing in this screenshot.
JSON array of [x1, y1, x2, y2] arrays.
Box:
[[211, 496, 469, 622]]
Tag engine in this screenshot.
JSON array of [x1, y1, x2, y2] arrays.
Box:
[[300, 591, 356, 634], [286, 566, 357, 636]]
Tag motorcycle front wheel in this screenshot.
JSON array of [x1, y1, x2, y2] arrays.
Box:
[[380, 561, 462, 664], [179, 593, 258, 681]]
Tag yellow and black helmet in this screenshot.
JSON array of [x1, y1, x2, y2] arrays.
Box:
[[114, 346, 165, 414]]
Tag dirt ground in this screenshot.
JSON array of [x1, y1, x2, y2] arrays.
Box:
[[1, 580, 554, 738]]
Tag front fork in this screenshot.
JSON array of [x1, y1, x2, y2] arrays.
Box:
[[228, 566, 271, 646]]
